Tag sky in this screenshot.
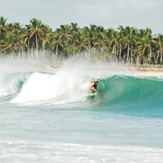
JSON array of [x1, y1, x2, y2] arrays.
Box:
[[0, 0, 163, 35]]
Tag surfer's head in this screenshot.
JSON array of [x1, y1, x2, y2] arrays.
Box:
[[90, 81, 99, 86]]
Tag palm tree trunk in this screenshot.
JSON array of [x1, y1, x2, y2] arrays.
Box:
[[150, 49, 152, 59], [36, 34, 38, 50], [136, 55, 139, 67], [127, 45, 130, 63], [112, 46, 115, 62], [119, 45, 122, 60], [160, 51, 163, 63], [156, 51, 160, 65], [56, 44, 58, 57]]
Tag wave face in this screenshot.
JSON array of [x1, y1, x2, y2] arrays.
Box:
[[0, 72, 30, 101], [97, 76, 163, 117], [0, 70, 163, 117]]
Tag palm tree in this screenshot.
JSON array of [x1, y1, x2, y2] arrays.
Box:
[[0, 34, 21, 55], [7, 22, 26, 54], [136, 36, 152, 65], [75, 30, 89, 53], [118, 26, 138, 63], [0, 16, 8, 40], [94, 30, 108, 53], [137, 28, 154, 63], [57, 24, 72, 43], [154, 34, 163, 64], [82, 24, 97, 49], [107, 28, 120, 62], [41, 24, 53, 52], [50, 32, 63, 57], [69, 22, 80, 50], [26, 18, 44, 50], [69, 23, 80, 35]]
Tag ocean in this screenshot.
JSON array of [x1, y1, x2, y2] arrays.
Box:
[[0, 59, 163, 163]]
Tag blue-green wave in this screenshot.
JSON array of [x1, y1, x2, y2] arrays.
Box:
[[0, 72, 31, 101], [95, 76, 163, 117], [0, 71, 163, 118]]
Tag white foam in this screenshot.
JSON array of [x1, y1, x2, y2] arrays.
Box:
[[0, 140, 163, 163], [10, 70, 89, 105], [9, 57, 135, 105]]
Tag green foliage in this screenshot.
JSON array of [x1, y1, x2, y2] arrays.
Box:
[[0, 16, 163, 66]]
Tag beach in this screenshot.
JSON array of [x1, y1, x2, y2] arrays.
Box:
[[44, 63, 163, 79], [127, 66, 163, 78]]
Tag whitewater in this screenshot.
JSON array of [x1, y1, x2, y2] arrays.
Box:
[[0, 58, 163, 163]]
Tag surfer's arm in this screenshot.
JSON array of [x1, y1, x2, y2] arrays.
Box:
[[90, 86, 97, 91]]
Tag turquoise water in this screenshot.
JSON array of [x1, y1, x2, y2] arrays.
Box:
[[0, 64, 163, 162]]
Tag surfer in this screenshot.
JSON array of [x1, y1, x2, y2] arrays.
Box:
[[90, 81, 99, 94]]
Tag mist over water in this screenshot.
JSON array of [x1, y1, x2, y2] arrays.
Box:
[[0, 55, 131, 106]]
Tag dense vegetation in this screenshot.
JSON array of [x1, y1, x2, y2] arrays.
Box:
[[0, 16, 163, 66]]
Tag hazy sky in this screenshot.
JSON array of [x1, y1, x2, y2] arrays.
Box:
[[0, 0, 162, 34]]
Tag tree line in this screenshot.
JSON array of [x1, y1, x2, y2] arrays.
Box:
[[0, 16, 163, 66]]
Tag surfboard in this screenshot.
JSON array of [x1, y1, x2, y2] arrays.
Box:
[[88, 93, 96, 97]]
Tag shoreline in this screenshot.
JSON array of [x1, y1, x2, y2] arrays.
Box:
[[44, 64, 163, 78], [131, 70, 163, 78], [127, 67, 163, 78]]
